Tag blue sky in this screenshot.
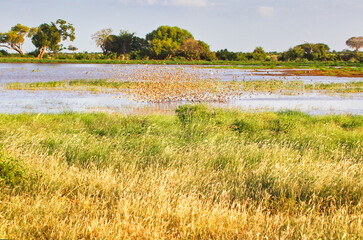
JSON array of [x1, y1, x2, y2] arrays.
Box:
[[1, 0, 362, 53]]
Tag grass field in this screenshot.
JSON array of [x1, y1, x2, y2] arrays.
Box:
[[0, 105, 362, 239]]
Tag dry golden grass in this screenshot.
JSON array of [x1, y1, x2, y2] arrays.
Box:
[[0, 107, 362, 239]]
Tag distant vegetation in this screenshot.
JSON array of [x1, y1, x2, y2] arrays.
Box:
[[0, 20, 362, 62]]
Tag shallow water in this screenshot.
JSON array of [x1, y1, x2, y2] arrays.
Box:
[[0, 63, 362, 115], [1, 89, 361, 115], [1, 63, 361, 84]]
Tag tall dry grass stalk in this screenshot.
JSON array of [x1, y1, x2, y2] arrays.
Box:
[[0, 106, 362, 239]]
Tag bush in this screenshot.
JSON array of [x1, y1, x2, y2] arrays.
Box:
[[252, 47, 267, 61], [0, 49, 10, 57], [0, 150, 24, 188], [55, 54, 69, 60], [74, 52, 89, 60]]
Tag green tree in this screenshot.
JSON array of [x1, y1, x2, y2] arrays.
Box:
[[216, 49, 237, 61], [30, 19, 75, 59], [281, 47, 305, 61], [346, 36, 363, 55], [314, 43, 330, 60], [146, 26, 194, 59], [105, 31, 148, 57], [67, 45, 78, 52], [0, 24, 31, 55], [296, 43, 330, 61], [91, 28, 113, 54], [198, 40, 216, 61], [251, 47, 267, 61]]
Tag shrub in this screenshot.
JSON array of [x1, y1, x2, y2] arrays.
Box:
[[0, 49, 10, 57], [0, 150, 24, 188], [74, 52, 89, 60]]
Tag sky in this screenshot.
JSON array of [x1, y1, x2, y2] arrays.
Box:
[[1, 0, 362, 53]]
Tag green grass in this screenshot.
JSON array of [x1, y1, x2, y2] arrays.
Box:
[[1, 57, 362, 68], [304, 81, 363, 93], [0, 105, 362, 239], [4, 79, 363, 95]]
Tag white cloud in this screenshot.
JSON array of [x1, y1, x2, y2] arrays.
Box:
[[258, 6, 275, 18], [117, 0, 209, 7], [168, 0, 208, 7]]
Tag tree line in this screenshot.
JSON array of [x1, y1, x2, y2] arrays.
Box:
[[0, 19, 362, 61]]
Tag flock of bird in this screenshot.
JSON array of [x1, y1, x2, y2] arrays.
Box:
[[106, 66, 236, 103], [104, 65, 308, 103]]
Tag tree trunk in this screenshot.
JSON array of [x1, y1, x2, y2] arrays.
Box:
[[18, 48, 24, 55], [0, 44, 24, 55], [37, 47, 46, 59], [11, 44, 25, 55]]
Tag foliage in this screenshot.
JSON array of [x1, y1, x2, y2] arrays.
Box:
[[0, 150, 24, 188], [251, 46, 267, 61], [105, 30, 148, 57], [31, 19, 75, 59], [295, 43, 330, 61], [146, 26, 194, 59], [67, 45, 78, 52], [281, 47, 305, 61], [178, 39, 215, 60], [0, 49, 10, 57], [0, 24, 30, 55], [216, 49, 237, 60], [179, 38, 204, 60], [91, 28, 113, 54], [346, 36, 363, 55], [236, 52, 247, 61]]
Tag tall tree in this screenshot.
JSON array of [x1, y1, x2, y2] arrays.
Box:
[[296, 43, 330, 60], [216, 49, 237, 61], [251, 47, 267, 61], [30, 19, 75, 59], [67, 45, 78, 52], [281, 47, 304, 61], [346, 36, 363, 55], [179, 39, 214, 60], [91, 28, 113, 54], [146, 26, 194, 59], [179, 38, 204, 60], [106, 31, 148, 57], [0, 24, 30, 55]]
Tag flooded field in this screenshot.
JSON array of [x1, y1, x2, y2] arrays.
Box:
[[0, 63, 362, 115]]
